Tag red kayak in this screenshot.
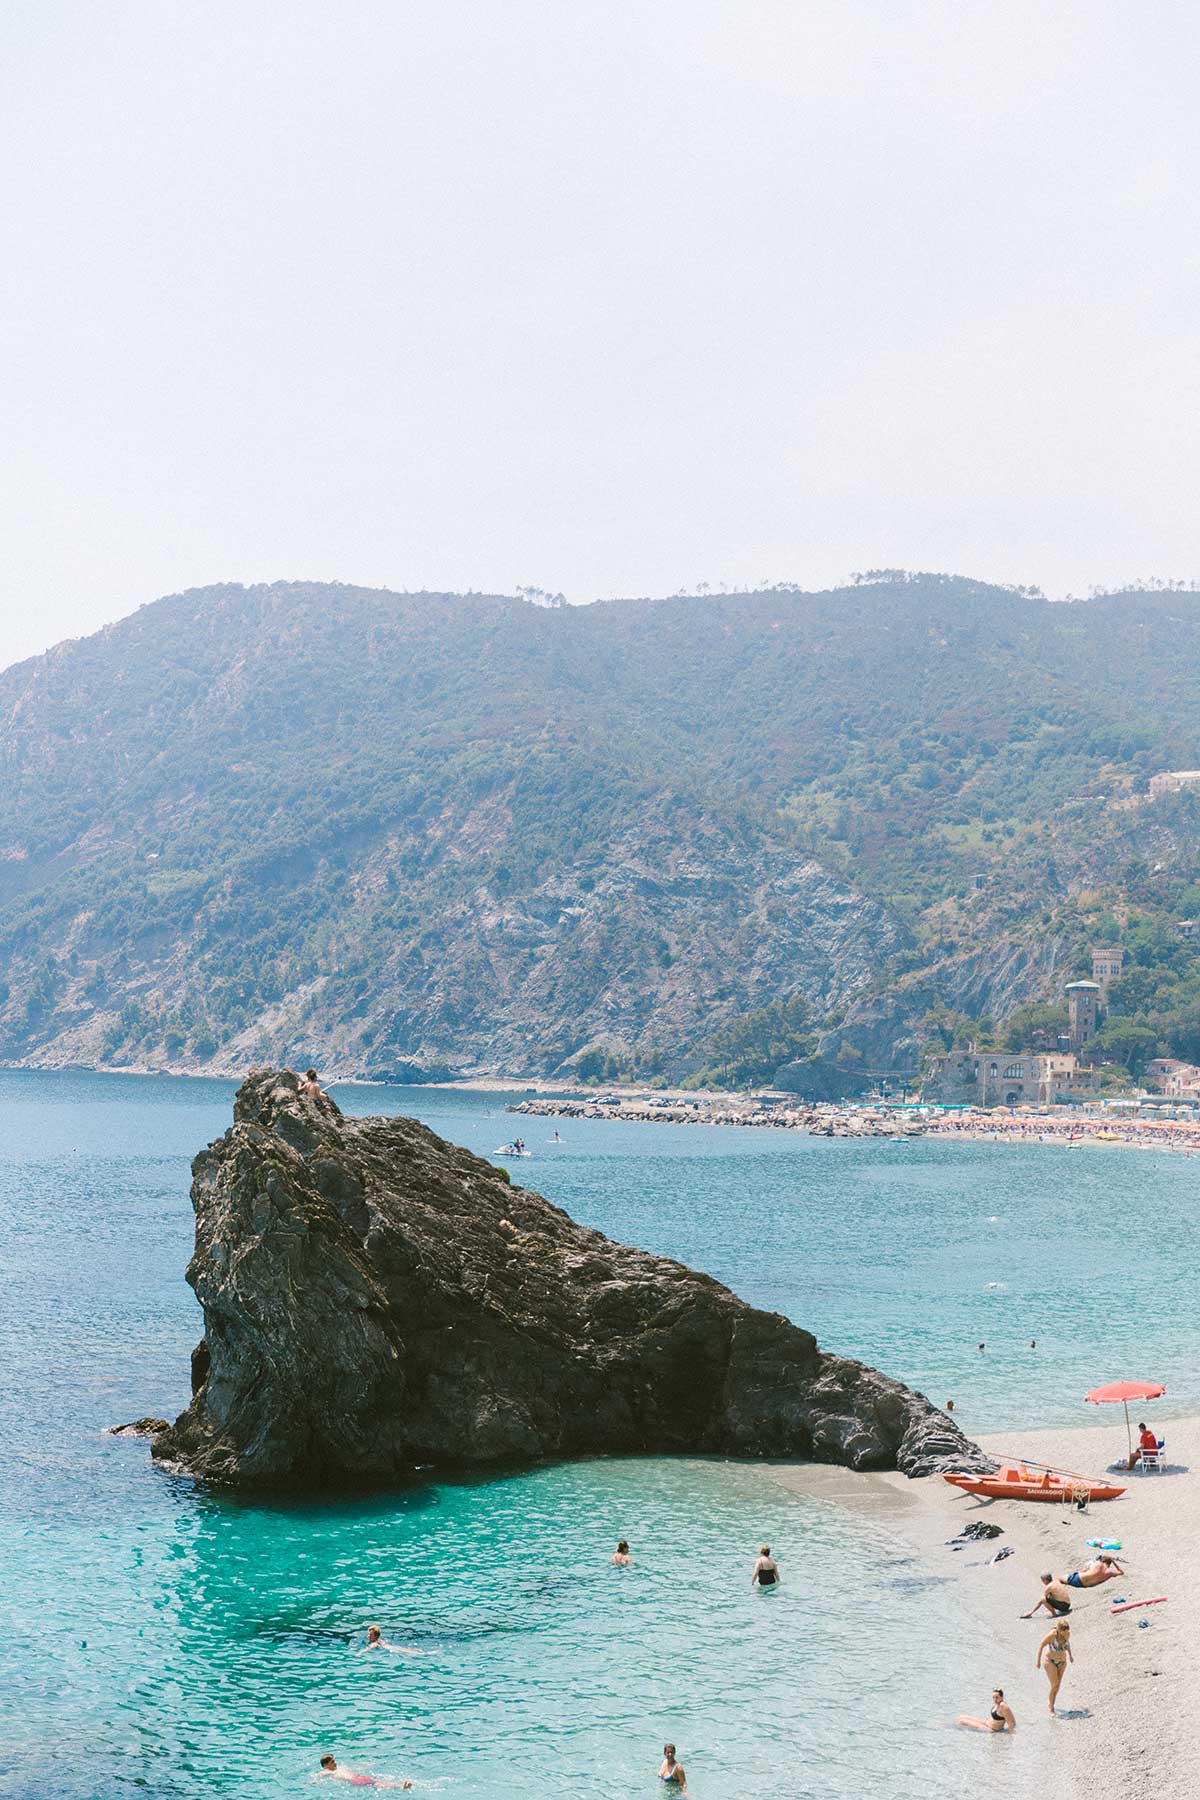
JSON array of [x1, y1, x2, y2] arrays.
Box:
[[944, 1462, 1125, 1503]]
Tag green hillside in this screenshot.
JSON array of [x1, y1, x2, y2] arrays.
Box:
[[3, 574, 1200, 1085]]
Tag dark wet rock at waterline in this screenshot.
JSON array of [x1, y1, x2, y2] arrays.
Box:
[[151, 1069, 989, 1488]]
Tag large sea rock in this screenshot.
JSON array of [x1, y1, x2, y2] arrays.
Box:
[[152, 1070, 986, 1486]]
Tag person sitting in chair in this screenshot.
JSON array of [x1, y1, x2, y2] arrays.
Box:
[[1128, 1422, 1160, 1470]]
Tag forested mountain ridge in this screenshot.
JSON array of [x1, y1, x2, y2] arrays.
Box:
[[4, 575, 1200, 1086]]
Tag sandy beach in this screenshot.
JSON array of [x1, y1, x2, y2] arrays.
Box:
[[776, 1415, 1195, 1797]]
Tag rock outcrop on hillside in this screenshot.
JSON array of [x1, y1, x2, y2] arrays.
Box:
[[152, 1070, 987, 1487]]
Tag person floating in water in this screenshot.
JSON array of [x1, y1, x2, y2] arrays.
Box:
[[945, 1398, 955, 1413], [1036, 1620, 1073, 1714], [659, 1744, 688, 1789], [751, 1544, 780, 1587], [977, 1342, 986, 1353], [956, 1687, 1015, 1733], [318, 1754, 412, 1787], [612, 1539, 632, 1565], [357, 1624, 420, 1656]]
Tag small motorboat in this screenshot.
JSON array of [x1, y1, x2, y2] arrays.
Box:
[[945, 1462, 1125, 1503]]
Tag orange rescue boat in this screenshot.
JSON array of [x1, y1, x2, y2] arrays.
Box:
[[944, 1461, 1125, 1503]]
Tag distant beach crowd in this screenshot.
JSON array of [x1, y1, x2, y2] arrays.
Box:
[[510, 1096, 1200, 1155]]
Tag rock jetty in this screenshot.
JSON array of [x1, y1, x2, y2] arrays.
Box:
[[151, 1069, 986, 1488]]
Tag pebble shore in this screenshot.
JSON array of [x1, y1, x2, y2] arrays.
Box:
[[509, 1095, 1200, 1154]]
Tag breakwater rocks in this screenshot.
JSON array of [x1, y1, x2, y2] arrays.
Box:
[[510, 1095, 911, 1134], [151, 1069, 985, 1488]]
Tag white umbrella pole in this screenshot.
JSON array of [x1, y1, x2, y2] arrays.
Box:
[[1124, 1398, 1132, 1462]]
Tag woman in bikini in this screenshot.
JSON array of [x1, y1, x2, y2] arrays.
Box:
[[1037, 1619, 1073, 1714], [659, 1745, 687, 1790], [956, 1687, 1016, 1733]]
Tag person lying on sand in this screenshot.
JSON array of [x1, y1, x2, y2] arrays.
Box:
[[357, 1624, 420, 1656], [957, 1687, 1015, 1733], [1036, 1621, 1073, 1715], [318, 1754, 412, 1787], [1022, 1572, 1072, 1618], [1065, 1553, 1124, 1589]]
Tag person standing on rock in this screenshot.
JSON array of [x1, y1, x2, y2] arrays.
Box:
[[751, 1545, 780, 1588]]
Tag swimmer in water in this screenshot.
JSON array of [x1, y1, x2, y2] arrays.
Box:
[[318, 1754, 412, 1787], [612, 1539, 632, 1565], [357, 1624, 420, 1656], [977, 1342, 986, 1353], [659, 1744, 687, 1790], [751, 1544, 780, 1588]]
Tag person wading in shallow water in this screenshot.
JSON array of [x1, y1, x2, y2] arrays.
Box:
[[956, 1687, 1016, 1733], [658, 1745, 688, 1790], [611, 1540, 632, 1565], [751, 1545, 780, 1588]]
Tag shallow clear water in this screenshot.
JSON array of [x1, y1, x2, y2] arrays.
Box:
[[2, 1070, 1191, 1798]]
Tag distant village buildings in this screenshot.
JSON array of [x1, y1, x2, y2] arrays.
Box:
[[1149, 769, 1200, 797], [1144, 1057, 1200, 1098]]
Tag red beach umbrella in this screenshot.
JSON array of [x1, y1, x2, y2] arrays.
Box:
[[1084, 1380, 1166, 1460]]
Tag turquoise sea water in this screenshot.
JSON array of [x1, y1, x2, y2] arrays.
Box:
[[2, 1071, 1194, 1799]]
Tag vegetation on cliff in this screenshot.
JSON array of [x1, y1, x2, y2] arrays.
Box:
[[4, 575, 1200, 1081]]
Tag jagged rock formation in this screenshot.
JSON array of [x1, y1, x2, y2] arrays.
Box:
[[152, 1070, 986, 1487]]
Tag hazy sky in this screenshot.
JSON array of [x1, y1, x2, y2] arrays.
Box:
[[4, 1, 1200, 669]]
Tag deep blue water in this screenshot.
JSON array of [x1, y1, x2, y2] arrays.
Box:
[[2, 1070, 1190, 1798]]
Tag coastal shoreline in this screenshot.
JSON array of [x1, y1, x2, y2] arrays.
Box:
[[509, 1094, 1200, 1156], [774, 1416, 1194, 1797]]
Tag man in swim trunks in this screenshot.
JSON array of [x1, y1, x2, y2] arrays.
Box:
[[1021, 1572, 1072, 1618], [1065, 1553, 1124, 1589], [318, 1754, 412, 1787]]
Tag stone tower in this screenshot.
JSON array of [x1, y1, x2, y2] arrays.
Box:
[[1091, 946, 1124, 1001], [1066, 979, 1102, 1049]]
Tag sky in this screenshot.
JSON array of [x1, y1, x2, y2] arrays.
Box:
[[3, 0, 1200, 670]]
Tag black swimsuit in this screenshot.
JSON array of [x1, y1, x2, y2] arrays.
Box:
[[757, 1565, 778, 1585]]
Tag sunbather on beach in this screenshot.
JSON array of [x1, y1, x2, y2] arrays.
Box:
[[1036, 1621, 1072, 1714], [956, 1687, 1015, 1733], [1022, 1572, 1072, 1618], [1065, 1553, 1124, 1589], [357, 1624, 419, 1656], [318, 1754, 412, 1787], [751, 1545, 780, 1587]]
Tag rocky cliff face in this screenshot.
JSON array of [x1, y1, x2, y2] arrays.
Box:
[[152, 1069, 986, 1486]]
